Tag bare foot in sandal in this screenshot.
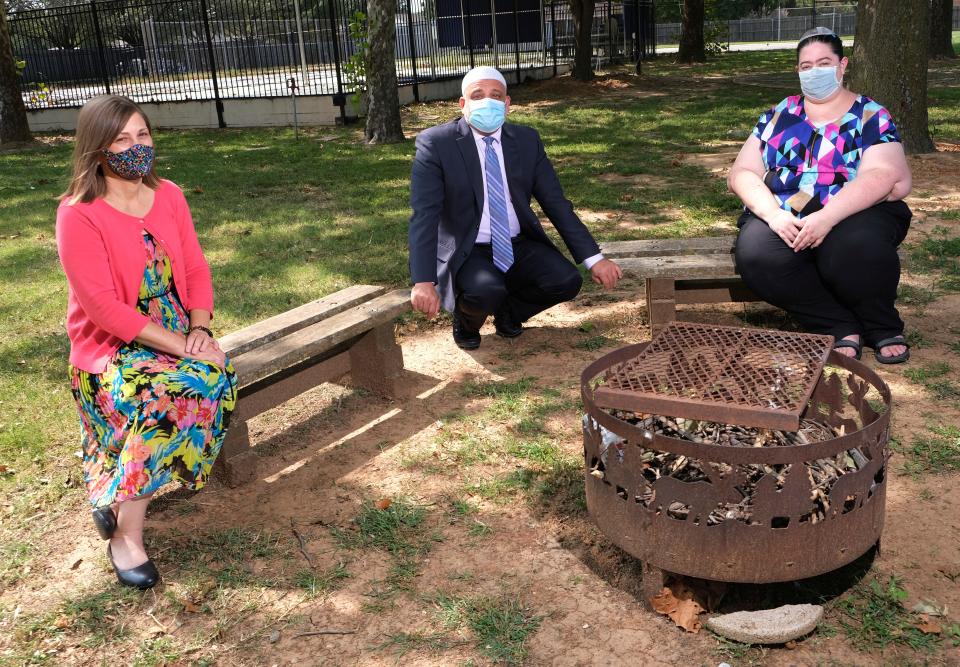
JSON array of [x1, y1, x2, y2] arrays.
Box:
[[834, 334, 862, 359]]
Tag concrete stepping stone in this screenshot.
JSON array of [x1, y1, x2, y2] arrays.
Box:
[[705, 604, 823, 645]]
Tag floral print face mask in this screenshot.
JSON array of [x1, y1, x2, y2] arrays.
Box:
[[103, 144, 155, 179]]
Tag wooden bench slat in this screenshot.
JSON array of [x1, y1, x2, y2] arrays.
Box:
[[221, 284, 387, 357], [232, 289, 411, 388], [616, 254, 738, 279], [600, 236, 736, 258]]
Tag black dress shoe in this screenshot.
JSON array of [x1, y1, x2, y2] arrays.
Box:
[[107, 544, 160, 590], [452, 311, 481, 350], [494, 308, 523, 338], [92, 507, 117, 540]]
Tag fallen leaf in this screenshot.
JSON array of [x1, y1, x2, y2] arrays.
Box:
[[192, 185, 204, 194], [54, 616, 71, 629], [651, 583, 704, 633], [375, 498, 392, 510], [146, 626, 165, 637], [183, 599, 201, 613], [916, 614, 942, 634]]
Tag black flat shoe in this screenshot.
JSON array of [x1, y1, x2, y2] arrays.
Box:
[[107, 544, 160, 590], [92, 507, 117, 540]]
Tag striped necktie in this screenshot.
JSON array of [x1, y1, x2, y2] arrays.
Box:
[[482, 136, 514, 272]]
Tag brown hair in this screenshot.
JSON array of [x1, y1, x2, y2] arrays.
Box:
[[60, 95, 160, 204]]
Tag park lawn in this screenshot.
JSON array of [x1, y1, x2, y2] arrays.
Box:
[[0, 48, 959, 663]]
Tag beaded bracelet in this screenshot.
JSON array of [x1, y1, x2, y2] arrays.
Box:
[[188, 325, 214, 337]]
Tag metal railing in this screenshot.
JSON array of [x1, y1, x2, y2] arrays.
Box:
[[9, 0, 655, 113]]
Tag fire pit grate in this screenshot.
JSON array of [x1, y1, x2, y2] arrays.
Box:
[[593, 322, 833, 431]]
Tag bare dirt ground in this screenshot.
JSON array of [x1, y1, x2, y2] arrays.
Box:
[[4, 151, 960, 667]]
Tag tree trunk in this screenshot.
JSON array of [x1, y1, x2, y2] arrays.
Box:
[[364, 0, 404, 144], [929, 0, 956, 59], [570, 0, 595, 81], [677, 0, 705, 64], [0, 6, 32, 144], [851, 0, 934, 154]]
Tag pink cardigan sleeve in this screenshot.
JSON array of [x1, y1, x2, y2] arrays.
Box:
[[170, 183, 215, 315], [56, 205, 151, 343]]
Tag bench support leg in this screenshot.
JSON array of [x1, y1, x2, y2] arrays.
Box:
[[349, 322, 404, 397], [645, 278, 677, 337], [213, 418, 259, 487]]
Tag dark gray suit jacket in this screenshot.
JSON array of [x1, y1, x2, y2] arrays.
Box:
[[408, 118, 601, 312]]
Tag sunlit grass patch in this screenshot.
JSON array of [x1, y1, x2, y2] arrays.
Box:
[[834, 576, 942, 653], [894, 423, 960, 475], [432, 592, 543, 665]]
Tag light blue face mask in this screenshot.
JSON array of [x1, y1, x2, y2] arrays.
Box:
[[466, 98, 506, 133], [799, 65, 841, 101]]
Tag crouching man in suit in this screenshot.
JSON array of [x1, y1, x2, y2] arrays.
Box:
[[408, 66, 622, 349]]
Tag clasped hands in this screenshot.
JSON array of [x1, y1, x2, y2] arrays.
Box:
[[184, 327, 226, 368], [767, 210, 835, 251]]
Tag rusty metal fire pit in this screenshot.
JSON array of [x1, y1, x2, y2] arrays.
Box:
[[581, 324, 892, 585]]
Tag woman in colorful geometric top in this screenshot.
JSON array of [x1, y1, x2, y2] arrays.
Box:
[[729, 27, 912, 364], [56, 96, 237, 589]]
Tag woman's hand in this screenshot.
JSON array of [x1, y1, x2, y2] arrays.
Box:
[[793, 211, 836, 251], [764, 209, 804, 247], [186, 345, 227, 369], [185, 328, 220, 355]]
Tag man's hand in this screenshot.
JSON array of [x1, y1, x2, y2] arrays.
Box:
[[590, 258, 623, 289], [792, 211, 836, 252], [411, 282, 441, 318], [764, 209, 804, 248]]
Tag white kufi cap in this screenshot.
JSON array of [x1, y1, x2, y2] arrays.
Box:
[[461, 66, 507, 96]]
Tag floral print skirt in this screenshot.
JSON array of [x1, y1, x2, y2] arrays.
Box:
[[69, 232, 237, 508]]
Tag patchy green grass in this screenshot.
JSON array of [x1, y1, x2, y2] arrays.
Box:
[[904, 329, 931, 350], [894, 423, 960, 475], [908, 233, 960, 292], [333, 498, 429, 555], [332, 498, 436, 613], [433, 593, 543, 665], [375, 630, 462, 658], [834, 576, 942, 653], [897, 284, 939, 308], [903, 363, 960, 402], [295, 562, 350, 598], [574, 334, 618, 351]]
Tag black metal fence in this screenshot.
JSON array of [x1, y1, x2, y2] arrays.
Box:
[[9, 0, 655, 115], [656, 6, 960, 46]]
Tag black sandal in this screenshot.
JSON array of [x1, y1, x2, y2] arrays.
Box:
[[874, 335, 910, 364], [833, 338, 862, 360]]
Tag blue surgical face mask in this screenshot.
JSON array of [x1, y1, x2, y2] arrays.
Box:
[[465, 98, 506, 133], [799, 65, 841, 102]]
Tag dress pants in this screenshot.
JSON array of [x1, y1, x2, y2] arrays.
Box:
[[454, 235, 583, 331], [733, 200, 911, 345]]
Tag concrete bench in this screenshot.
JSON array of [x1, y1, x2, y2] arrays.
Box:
[[601, 236, 754, 335], [215, 285, 412, 486]]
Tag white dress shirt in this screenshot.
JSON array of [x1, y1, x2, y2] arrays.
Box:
[[470, 126, 603, 269]]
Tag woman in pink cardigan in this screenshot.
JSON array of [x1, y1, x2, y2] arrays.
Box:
[[56, 95, 237, 590]]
